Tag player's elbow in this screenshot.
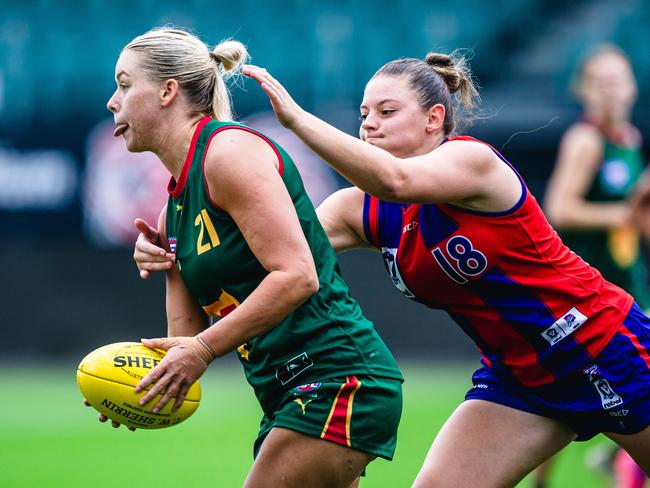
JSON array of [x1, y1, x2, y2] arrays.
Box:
[[375, 167, 410, 202], [290, 260, 320, 300], [544, 200, 569, 229]]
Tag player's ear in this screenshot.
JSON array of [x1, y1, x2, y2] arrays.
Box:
[[160, 79, 180, 107], [425, 104, 445, 133]]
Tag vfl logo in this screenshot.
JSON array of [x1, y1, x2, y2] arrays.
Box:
[[542, 307, 588, 345], [168, 237, 177, 253], [381, 247, 415, 298], [583, 364, 624, 410]]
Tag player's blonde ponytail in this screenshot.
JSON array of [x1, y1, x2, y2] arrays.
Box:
[[210, 40, 249, 121]]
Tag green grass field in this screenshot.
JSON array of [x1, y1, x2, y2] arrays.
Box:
[[0, 363, 613, 487]]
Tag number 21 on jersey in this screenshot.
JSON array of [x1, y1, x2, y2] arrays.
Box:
[[195, 208, 220, 255]]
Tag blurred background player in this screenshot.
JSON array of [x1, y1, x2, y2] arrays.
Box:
[[102, 27, 403, 487], [543, 44, 649, 488]]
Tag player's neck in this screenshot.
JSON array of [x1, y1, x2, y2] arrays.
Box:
[[155, 115, 205, 180]]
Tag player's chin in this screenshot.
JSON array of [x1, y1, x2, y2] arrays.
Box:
[[123, 137, 145, 153], [365, 138, 386, 149]]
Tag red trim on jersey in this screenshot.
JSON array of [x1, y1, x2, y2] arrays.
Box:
[[367, 197, 380, 247], [201, 125, 286, 211], [480, 353, 492, 367], [618, 321, 650, 370], [168, 116, 211, 198], [320, 376, 361, 447]]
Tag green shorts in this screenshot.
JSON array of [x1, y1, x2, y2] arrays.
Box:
[[254, 375, 403, 460]]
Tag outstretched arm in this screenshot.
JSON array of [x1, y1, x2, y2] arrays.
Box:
[[243, 66, 519, 211]]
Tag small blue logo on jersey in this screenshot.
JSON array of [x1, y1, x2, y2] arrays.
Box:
[[542, 307, 588, 345], [168, 237, 177, 253], [293, 382, 321, 393]]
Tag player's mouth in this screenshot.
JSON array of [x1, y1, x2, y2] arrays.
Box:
[[365, 135, 384, 144], [113, 123, 129, 137]]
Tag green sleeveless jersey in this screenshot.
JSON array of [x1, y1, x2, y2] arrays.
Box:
[[560, 124, 650, 308], [165, 117, 402, 412]]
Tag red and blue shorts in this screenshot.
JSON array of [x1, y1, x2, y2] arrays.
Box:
[[466, 303, 650, 440]]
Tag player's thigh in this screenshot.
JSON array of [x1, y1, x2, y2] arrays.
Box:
[[244, 427, 374, 488], [412, 399, 576, 488], [606, 424, 650, 476]]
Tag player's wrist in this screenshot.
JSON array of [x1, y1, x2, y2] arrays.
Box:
[[193, 335, 217, 365]]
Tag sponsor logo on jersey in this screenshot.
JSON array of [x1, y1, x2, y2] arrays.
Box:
[[583, 364, 624, 410], [294, 382, 321, 393], [293, 397, 314, 414], [276, 352, 313, 385], [168, 237, 177, 253], [541, 307, 588, 345], [402, 221, 419, 233], [609, 409, 629, 417]]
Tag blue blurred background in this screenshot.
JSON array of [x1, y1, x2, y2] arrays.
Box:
[[1, 0, 649, 363]]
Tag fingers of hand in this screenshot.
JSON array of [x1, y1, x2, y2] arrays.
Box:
[[173, 383, 192, 412], [133, 218, 159, 240], [135, 360, 166, 393], [137, 372, 171, 408], [141, 337, 175, 351], [137, 346, 204, 413], [152, 378, 185, 414], [135, 237, 171, 259]]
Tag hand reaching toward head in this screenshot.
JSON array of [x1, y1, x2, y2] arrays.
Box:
[[242, 65, 304, 129]]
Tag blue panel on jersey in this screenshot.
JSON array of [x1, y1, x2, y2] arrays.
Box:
[[418, 204, 459, 248], [467, 266, 592, 379], [376, 200, 406, 248], [448, 310, 496, 355]]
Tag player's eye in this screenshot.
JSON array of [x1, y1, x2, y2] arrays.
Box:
[[359, 113, 368, 121]]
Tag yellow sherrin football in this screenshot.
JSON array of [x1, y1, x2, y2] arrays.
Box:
[[77, 342, 201, 429]]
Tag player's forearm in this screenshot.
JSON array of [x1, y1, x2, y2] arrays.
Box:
[[165, 273, 211, 337], [549, 201, 631, 230], [198, 269, 318, 357], [291, 111, 403, 199]]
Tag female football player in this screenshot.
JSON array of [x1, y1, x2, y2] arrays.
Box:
[[99, 27, 404, 488], [238, 54, 650, 487]]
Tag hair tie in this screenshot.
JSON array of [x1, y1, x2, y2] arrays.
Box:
[[209, 52, 222, 65]]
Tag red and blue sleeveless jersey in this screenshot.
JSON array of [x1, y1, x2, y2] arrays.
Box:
[[362, 136, 633, 387]]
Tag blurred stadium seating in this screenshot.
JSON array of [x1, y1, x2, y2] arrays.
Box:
[[1, 0, 648, 360]]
